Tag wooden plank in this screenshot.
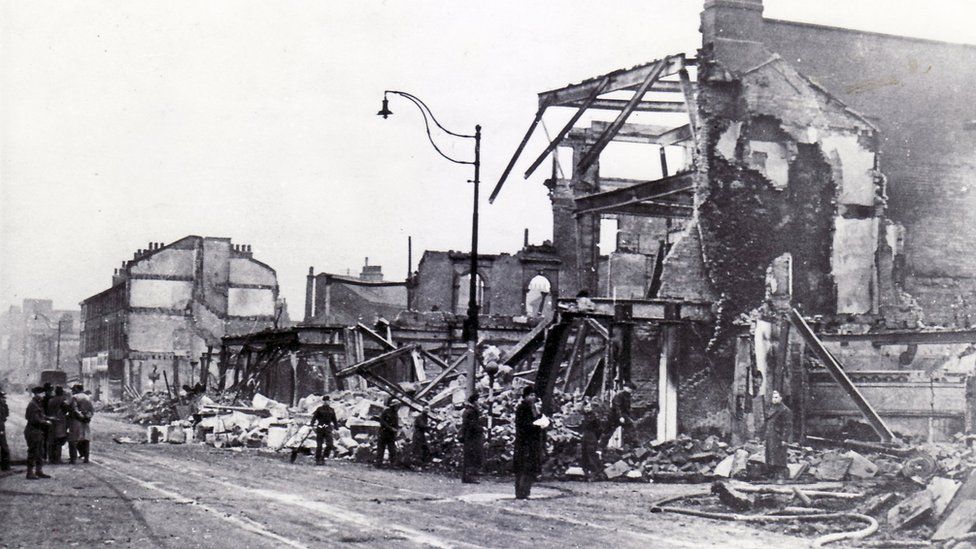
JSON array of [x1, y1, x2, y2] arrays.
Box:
[[563, 98, 686, 113], [415, 351, 466, 399], [586, 318, 609, 340], [537, 55, 685, 107], [678, 67, 699, 135], [501, 315, 553, 367], [357, 322, 396, 351], [489, 107, 546, 203], [523, 77, 609, 179], [334, 345, 416, 379], [576, 59, 668, 174], [561, 320, 589, 392], [410, 347, 427, 383]]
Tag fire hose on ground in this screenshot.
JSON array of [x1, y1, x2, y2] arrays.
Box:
[[650, 491, 879, 547]]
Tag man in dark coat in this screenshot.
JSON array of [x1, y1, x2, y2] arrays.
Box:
[[606, 384, 636, 448], [310, 395, 339, 465], [411, 406, 432, 466], [762, 390, 793, 480], [514, 387, 544, 499], [374, 397, 399, 467], [0, 385, 10, 471], [460, 394, 484, 483], [25, 386, 52, 479], [578, 402, 603, 480], [46, 386, 69, 463]]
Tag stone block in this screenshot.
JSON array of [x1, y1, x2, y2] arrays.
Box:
[[887, 490, 934, 530], [604, 460, 631, 480]]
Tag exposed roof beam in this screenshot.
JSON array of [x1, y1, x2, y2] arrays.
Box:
[[574, 173, 695, 217], [489, 107, 545, 203], [563, 98, 687, 113], [537, 55, 686, 108], [572, 123, 692, 146], [522, 76, 610, 179], [576, 57, 681, 174]]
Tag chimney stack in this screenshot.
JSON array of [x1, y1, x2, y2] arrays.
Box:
[[701, 0, 764, 46]]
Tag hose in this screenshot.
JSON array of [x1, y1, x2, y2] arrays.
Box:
[[650, 493, 878, 547]]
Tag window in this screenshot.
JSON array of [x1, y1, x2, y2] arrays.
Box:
[[525, 275, 552, 316]]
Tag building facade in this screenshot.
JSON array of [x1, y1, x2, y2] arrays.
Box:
[[80, 236, 280, 401]]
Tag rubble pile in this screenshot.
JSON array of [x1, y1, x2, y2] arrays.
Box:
[[101, 392, 185, 425], [649, 435, 976, 545]]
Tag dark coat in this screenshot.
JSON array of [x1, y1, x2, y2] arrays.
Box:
[[412, 412, 431, 462], [24, 399, 48, 440], [311, 404, 339, 431], [513, 399, 543, 475], [46, 395, 69, 439], [579, 411, 602, 445], [763, 402, 793, 468], [461, 404, 484, 468], [378, 405, 399, 440]]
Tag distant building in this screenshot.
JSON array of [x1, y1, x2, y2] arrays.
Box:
[[304, 259, 407, 326], [407, 242, 561, 318], [0, 299, 80, 389], [80, 236, 280, 401]]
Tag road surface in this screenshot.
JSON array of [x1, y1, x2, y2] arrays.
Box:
[[0, 394, 807, 548]]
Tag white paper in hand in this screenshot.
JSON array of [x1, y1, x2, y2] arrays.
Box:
[[532, 415, 551, 429]]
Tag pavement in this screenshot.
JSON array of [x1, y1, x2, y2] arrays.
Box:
[[0, 393, 809, 548]]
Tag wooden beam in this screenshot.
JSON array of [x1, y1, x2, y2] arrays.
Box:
[[535, 317, 574, 416], [523, 77, 609, 179], [562, 320, 589, 392], [489, 106, 547, 203], [357, 322, 396, 351], [574, 173, 695, 216], [576, 59, 670, 174], [501, 315, 553, 367], [415, 351, 466, 399], [585, 318, 609, 340], [334, 345, 416, 379], [563, 98, 686, 113], [537, 55, 685, 108]]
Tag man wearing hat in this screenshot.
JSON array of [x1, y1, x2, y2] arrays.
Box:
[[374, 396, 400, 468], [0, 385, 10, 471], [310, 395, 339, 465], [68, 384, 94, 464], [513, 387, 544, 499], [25, 386, 52, 479]]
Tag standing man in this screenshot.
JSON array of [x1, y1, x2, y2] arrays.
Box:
[[762, 390, 793, 480], [46, 386, 69, 464], [578, 402, 603, 481], [411, 406, 432, 466], [513, 387, 544, 499], [25, 386, 52, 479], [310, 395, 339, 465], [0, 385, 10, 471], [68, 385, 94, 464], [374, 397, 399, 468], [605, 383, 635, 448], [460, 394, 484, 484]]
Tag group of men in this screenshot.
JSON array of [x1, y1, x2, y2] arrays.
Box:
[[21, 384, 95, 479], [304, 386, 548, 499]]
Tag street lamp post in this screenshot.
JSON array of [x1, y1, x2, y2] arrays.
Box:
[[379, 91, 481, 398]]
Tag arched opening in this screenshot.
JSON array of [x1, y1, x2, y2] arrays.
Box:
[[455, 273, 486, 314], [525, 274, 552, 316]]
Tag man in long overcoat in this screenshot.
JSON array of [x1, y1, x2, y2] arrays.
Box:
[[25, 386, 52, 479], [411, 406, 432, 466], [0, 385, 10, 471], [762, 390, 792, 480], [514, 387, 544, 499], [46, 386, 69, 463], [68, 385, 94, 464], [460, 395, 484, 483]]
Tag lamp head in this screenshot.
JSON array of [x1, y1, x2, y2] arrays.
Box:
[[377, 96, 393, 119]]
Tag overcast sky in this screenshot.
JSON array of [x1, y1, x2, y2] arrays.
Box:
[[1, 0, 973, 315]]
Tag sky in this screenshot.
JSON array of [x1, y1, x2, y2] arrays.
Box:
[[1, 0, 974, 315]]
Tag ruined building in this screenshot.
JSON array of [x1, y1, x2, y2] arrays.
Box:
[[304, 259, 408, 326], [80, 236, 280, 401], [491, 0, 976, 441]]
